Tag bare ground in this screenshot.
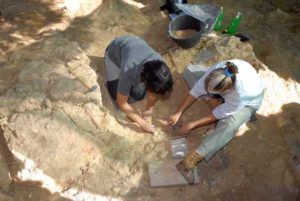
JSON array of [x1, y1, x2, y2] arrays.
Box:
[[0, 0, 299, 201]]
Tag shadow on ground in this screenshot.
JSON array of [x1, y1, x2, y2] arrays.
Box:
[[0, 0, 65, 60]]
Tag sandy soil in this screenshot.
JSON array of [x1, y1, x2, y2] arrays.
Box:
[[172, 30, 199, 39], [0, 0, 299, 201]]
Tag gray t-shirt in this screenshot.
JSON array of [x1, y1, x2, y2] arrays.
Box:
[[106, 35, 163, 96]]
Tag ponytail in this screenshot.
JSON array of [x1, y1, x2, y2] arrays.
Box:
[[205, 61, 238, 94], [224, 61, 238, 85]]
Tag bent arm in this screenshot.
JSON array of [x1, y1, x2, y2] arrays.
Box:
[[117, 93, 155, 133], [144, 90, 159, 112], [176, 94, 196, 114], [188, 113, 217, 130], [168, 94, 196, 125], [117, 93, 145, 125]]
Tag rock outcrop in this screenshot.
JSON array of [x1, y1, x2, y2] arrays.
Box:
[[61, 0, 103, 18], [0, 32, 167, 200]]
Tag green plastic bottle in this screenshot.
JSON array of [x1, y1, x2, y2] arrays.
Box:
[[224, 12, 242, 35], [214, 7, 224, 31]]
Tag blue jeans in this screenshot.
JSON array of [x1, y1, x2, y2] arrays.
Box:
[[196, 106, 255, 160]]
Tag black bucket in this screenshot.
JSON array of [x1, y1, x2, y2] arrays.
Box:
[[169, 14, 203, 48]]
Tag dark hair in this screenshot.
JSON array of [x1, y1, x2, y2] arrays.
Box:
[[205, 61, 239, 94], [141, 60, 173, 95]]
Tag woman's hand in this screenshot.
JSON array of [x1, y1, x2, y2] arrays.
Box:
[[142, 109, 153, 123], [168, 94, 196, 126], [168, 112, 182, 126], [179, 122, 194, 136], [140, 120, 156, 133]]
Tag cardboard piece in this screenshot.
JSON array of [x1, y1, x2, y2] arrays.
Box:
[[149, 160, 200, 187]]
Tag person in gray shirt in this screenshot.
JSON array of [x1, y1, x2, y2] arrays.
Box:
[[104, 35, 173, 133]]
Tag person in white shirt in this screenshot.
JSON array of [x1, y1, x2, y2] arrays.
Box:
[[168, 59, 264, 184]]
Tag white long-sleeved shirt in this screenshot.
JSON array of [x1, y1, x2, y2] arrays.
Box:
[[189, 59, 264, 119]]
